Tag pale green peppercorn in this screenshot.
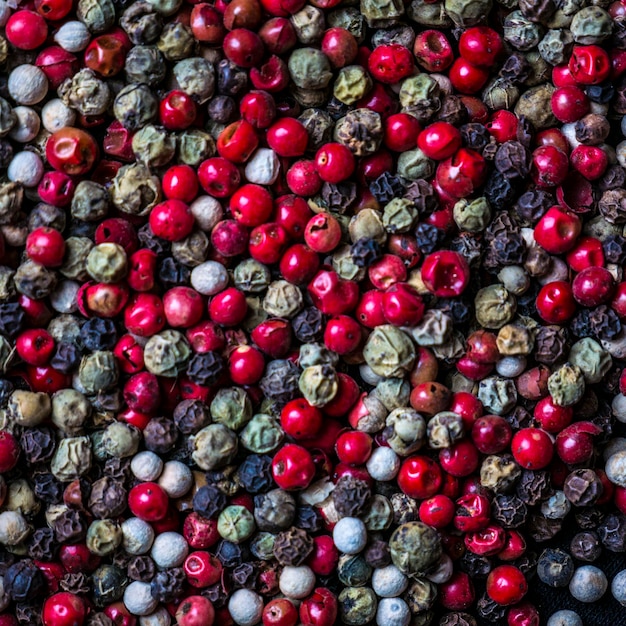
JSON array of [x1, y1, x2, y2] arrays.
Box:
[[51, 389, 90, 435], [362, 495, 394, 531], [157, 22, 195, 60], [299, 364, 339, 407], [190, 424, 238, 470], [338, 587, 378, 625], [482, 78, 520, 110], [453, 197, 491, 232], [132, 124, 175, 168], [144, 330, 191, 377], [496, 324, 534, 356], [525, 50, 551, 86], [504, 11, 544, 51], [332, 245, 366, 281], [514, 84, 557, 129], [333, 66, 373, 105], [102, 421, 140, 458], [172, 230, 209, 267], [539, 29, 574, 65], [408, 309, 452, 346], [0, 182, 23, 225], [14, 259, 57, 300], [444, 0, 491, 27], [125, 45, 166, 85], [364, 325, 416, 378], [77, 0, 115, 32], [58, 69, 111, 117], [328, 7, 366, 41], [211, 387, 252, 431], [299, 343, 339, 369], [146, 0, 182, 15], [177, 129, 216, 166], [291, 85, 330, 108], [373, 378, 411, 411], [111, 162, 161, 216], [86, 243, 127, 283], [218, 505, 256, 543], [298, 108, 333, 151], [390, 521, 442, 576], [250, 532, 275, 560], [480, 454, 521, 493], [399, 74, 441, 123], [240, 414, 284, 454], [114, 84, 158, 131], [263, 280, 303, 318], [60, 237, 93, 281], [397, 148, 435, 181], [385, 408, 426, 456], [408, 0, 453, 26], [50, 436, 92, 481], [570, 6, 613, 43], [173, 58, 215, 104], [475, 284, 516, 329], [360, 0, 404, 25], [548, 363, 586, 406], [478, 376, 518, 415], [71, 181, 109, 222], [338, 555, 373, 587], [79, 351, 118, 394], [334, 109, 383, 156], [291, 5, 325, 43], [288, 48, 333, 90], [405, 578, 438, 614], [568, 338, 612, 384], [382, 198, 418, 234], [349, 208, 387, 244], [86, 520, 122, 556], [546, 0, 585, 28], [234, 258, 271, 293], [120, 2, 162, 45], [427, 411, 464, 448]]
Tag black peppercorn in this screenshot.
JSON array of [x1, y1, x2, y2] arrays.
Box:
[[603, 234, 626, 264], [259, 359, 301, 405], [537, 548, 574, 587], [88, 477, 128, 519], [51, 342, 82, 374], [80, 318, 118, 352], [127, 556, 156, 582], [186, 351, 225, 386], [54, 508, 87, 544], [34, 472, 64, 504], [61, 572, 91, 595], [28, 528, 56, 562], [137, 223, 170, 256], [350, 237, 382, 267], [370, 171, 405, 204], [597, 513, 626, 553], [4, 559, 46, 602], [173, 399, 211, 435], [150, 567, 186, 603], [528, 514, 562, 542], [143, 416, 178, 454], [15, 603, 42, 626], [415, 222, 445, 255], [564, 469, 603, 507], [158, 257, 191, 288], [216, 540, 248, 568], [403, 179, 437, 216], [0, 302, 25, 339], [20, 427, 56, 464], [294, 505, 322, 533], [364, 540, 391, 568], [570, 531, 602, 562], [207, 95, 238, 124], [600, 165, 626, 191], [322, 182, 357, 213], [232, 562, 257, 589], [491, 494, 528, 528], [273, 527, 314, 566], [589, 305, 622, 341], [459, 552, 492, 578], [293, 307, 324, 343], [202, 582, 229, 608], [193, 484, 227, 519], [332, 475, 371, 518], [237, 455, 274, 494], [477, 593, 507, 623]]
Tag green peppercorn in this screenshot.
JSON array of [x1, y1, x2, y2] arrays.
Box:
[[288, 48, 333, 90], [338, 555, 373, 587], [143, 330, 191, 377], [234, 258, 271, 293], [299, 364, 339, 407], [514, 84, 557, 129], [71, 181, 110, 222], [86, 519, 122, 556], [7, 390, 51, 428], [77, 0, 115, 32], [177, 129, 216, 166], [263, 280, 303, 318], [332, 245, 366, 281], [570, 6, 613, 44], [474, 284, 517, 329], [111, 162, 161, 216], [51, 436, 92, 481], [444, 0, 492, 27], [408, 0, 453, 26], [79, 351, 118, 394], [362, 494, 394, 531], [239, 414, 284, 454], [548, 363, 586, 406], [478, 376, 518, 415], [190, 424, 238, 470], [482, 77, 520, 110], [385, 408, 426, 456], [397, 148, 435, 181], [114, 84, 158, 131], [58, 69, 111, 116], [399, 75, 441, 123], [173, 57, 216, 104], [568, 338, 612, 384], [327, 7, 366, 41], [132, 124, 176, 168], [125, 45, 166, 86], [172, 231, 209, 267], [338, 587, 378, 625], [211, 387, 252, 431], [102, 421, 140, 458], [389, 521, 442, 576], [333, 66, 373, 105], [360, 0, 404, 27], [218, 505, 256, 543], [405, 578, 438, 614], [86, 243, 128, 283], [334, 109, 383, 156], [349, 208, 387, 244], [480, 454, 522, 492]]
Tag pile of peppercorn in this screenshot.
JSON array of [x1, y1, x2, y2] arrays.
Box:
[[5, 0, 626, 624]]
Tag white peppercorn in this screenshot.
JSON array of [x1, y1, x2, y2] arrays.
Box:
[[8, 65, 48, 105], [333, 517, 368, 554], [426, 553, 454, 584], [279, 565, 316, 599], [121, 517, 155, 555], [244, 148, 281, 185], [157, 460, 193, 498], [228, 589, 264, 626], [50, 280, 80, 314], [189, 196, 223, 232], [190, 261, 229, 295], [569, 565, 607, 602], [123, 581, 159, 616], [366, 447, 401, 481], [372, 564, 408, 597], [0, 510, 30, 545], [138, 607, 171, 626], [8, 107, 40, 143], [606, 450, 626, 487], [547, 610, 583, 626], [7, 152, 44, 187], [54, 20, 91, 51], [376, 597, 411, 626], [150, 532, 188, 568], [131, 451, 164, 482], [0, 0, 10, 26]]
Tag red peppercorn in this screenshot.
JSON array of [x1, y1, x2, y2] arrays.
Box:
[[190, 3, 226, 43], [486, 565, 528, 606], [436, 148, 487, 198], [534, 206, 582, 254], [536, 281, 576, 324], [0, 431, 19, 473], [419, 494, 455, 528], [279, 244, 320, 285], [263, 598, 299, 626], [304, 213, 343, 253], [36, 46, 79, 90], [84, 33, 129, 78], [459, 26, 503, 68], [534, 396, 573, 433], [46, 128, 99, 176], [38, 171, 76, 208], [551, 85, 590, 123], [322, 373, 359, 417], [322, 315, 361, 355], [124, 293, 166, 337], [249, 222, 289, 264], [570, 145, 608, 180], [569, 45, 611, 84], [465, 523, 507, 556], [485, 110, 519, 143], [286, 160, 323, 196], [272, 443, 316, 490], [531, 145, 570, 188], [507, 603, 540, 626], [382, 282, 425, 326], [307, 270, 359, 315], [439, 572, 475, 610], [211, 219, 249, 257], [223, 28, 265, 68], [184, 552, 223, 588], [439, 439, 480, 477], [230, 184, 274, 228], [163, 287, 204, 328], [449, 57, 490, 94], [176, 596, 216, 626], [334, 431, 372, 466], [162, 165, 199, 203], [367, 44, 414, 84], [471, 415, 512, 454], [450, 391, 484, 429], [572, 265, 615, 306], [267, 118, 309, 157], [454, 493, 491, 532], [566, 236, 605, 271], [184, 513, 220, 549], [160, 90, 198, 131], [209, 287, 248, 326], [368, 254, 407, 290], [16, 328, 55, 366], [397, 455, 442, 499], [6, 10, 47, 50], [417, 122, 462, 161], [413, 29, 454, 72], [228, 345, 265, 385], [42, 592, 86, 626], [114, 334, 145, 375], [280, 398, 323, 440], [511, 428, 554, 470], [217, 119, 259, 163], [299, 587, 338, 626], [421, 250, 470, 297], [555, 421, 601, 465], [315, 143, 355, 183], [240, 90, 277, 129]]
